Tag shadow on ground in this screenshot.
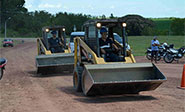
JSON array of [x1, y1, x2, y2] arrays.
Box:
[[75, 95, 157, 103], [58, 86, 157, 103], [27, 70, 72, 78]]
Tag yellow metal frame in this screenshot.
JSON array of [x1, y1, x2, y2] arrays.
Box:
[[66, 44, 72, 53], [37, 38, 51, 55], [74, 37, 136, 68], [37, 38, 71, 55], [114, 40, 136, 63]]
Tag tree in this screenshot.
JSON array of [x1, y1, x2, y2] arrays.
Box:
[[1, 0, 27, 24], [110, 13, 114, 19], [119, 15, 155, 36], [31, 11, 53, 36], [53, 12, 90, 35], [171, 18, 185, 35], [101, 14, 106, 19]]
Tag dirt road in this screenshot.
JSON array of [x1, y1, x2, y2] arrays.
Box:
[[0, 40, 184, 112]]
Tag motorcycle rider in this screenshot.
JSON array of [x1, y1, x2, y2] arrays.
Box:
[[151, 36, 160, 63]]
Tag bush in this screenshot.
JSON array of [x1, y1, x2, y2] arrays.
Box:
[[171, 18, 185, 35]]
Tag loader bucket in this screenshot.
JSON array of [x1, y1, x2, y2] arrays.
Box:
[[81, 63, 166, 96], [36, 53, 74, 74]]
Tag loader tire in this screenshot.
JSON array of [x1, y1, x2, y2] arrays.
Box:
[[73, 65, 84, 92]]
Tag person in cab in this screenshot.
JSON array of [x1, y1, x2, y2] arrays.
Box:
[[48, 31, 64, 53], [99, 27, 120, 62]]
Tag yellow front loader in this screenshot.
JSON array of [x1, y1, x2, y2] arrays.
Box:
[[36, 26, 74, 74], [73, 19, 166, 96]]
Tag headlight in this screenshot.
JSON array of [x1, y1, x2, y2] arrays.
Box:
[[96, 23, 101, 28], [122, 23, 127, 27], [62, 28, 65, 32], [45, 29, 49, 32]]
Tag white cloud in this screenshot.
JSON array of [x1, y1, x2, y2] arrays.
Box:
[[88, 5, 94, 10], [26, 4, 32, 8], [24, 0, 34, 9], [110, 5, 115, 9], [63, 6, 68, 9], [25, 0, 34, 4], [38, 3, 62, 9]]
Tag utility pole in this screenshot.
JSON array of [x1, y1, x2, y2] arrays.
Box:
[[5, 17, 11, 38], [122, 23, 127, 57], [73, 25, 76, 32]]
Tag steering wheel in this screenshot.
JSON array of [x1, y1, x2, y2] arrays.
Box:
[[112, 46, 121, 54]]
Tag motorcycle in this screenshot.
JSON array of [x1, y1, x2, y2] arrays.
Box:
[[0, 58, 7, 80], [146, 43, 170, 61], [163, 46, 185, 63]]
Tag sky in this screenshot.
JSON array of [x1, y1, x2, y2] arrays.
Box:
[[25, 0, 185, 18]]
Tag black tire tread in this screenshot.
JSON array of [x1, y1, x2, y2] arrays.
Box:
[[163, 53, 174, 63], [73, 65, 84, 92]]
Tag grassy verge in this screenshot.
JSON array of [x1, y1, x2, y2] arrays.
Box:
[[1, 36, 184, 56], [128, 36, 185, 56]]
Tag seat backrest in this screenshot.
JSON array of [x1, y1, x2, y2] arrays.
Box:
[[84, 26, 100, 57]]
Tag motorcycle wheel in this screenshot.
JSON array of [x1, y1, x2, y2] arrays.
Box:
[[0, 68, 3, 80], [163, 53, 174, 63], [146, 53, 161, 61], [156, 56, 161, 61], [146, 53, 151, 60]]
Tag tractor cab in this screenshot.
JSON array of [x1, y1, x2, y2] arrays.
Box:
[[41, 26, 67, 53], [83, 19, 134, 63], [36, 26, 74, 74]]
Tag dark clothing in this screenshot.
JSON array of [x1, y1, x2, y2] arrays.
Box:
[[99, 38, 119, 62], [104, 53, 119, 62], [48, 37, 64, 53], [151, 50, 158, 60], [99, 38, 113, 47], [48, 37, 61, 48], [50, 47, 64, 53]]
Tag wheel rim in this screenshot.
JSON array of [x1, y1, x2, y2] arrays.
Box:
[[165, 54, 173, 62], [167, 54, 172, 61]]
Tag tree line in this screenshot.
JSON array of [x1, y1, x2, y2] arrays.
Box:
[[0, 0, 184, 37]]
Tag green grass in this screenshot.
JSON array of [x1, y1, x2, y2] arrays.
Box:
[[1, 36, 184, 56], [151, 18, 172, 30], [0, 38, 3, 47], [128, 36, 185, 56]]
